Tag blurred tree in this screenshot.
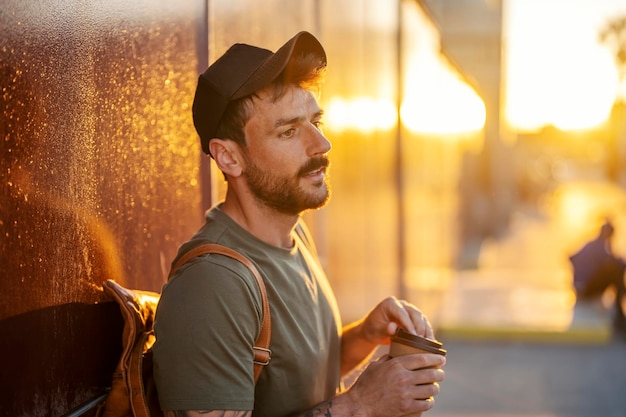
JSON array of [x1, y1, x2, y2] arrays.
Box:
[[599, 15, 626, 183], [600, 15, 626, 98]]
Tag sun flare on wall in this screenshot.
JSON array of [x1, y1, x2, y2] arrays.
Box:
[[326, 97, 397, 132], [325, 71, 485, 135], [324, 0, 486, 137], [325, 84, 485, 135]]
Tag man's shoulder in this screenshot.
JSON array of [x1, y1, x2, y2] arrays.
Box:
[[169, 247, 258, 284], [170, 206, 251, 266], [161, 251, 264, 314]]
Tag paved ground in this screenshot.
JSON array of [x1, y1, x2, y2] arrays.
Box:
[[430, 335, 626, 417]]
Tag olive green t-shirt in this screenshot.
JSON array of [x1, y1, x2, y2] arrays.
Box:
[[153, 206, 342, 416]]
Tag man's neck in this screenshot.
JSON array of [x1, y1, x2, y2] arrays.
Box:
[[220, 197, 299, 249]]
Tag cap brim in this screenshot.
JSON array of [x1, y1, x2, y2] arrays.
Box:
[[231, 31, 326, 100]]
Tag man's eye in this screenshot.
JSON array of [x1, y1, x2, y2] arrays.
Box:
[[280, 128, 296, 138], [313, 120, 324, 130]]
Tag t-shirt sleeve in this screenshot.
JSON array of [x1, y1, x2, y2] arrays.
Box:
[[153, 255, 264, 411]]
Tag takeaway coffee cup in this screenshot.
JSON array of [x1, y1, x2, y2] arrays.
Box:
[[389, 329, 446, 417]]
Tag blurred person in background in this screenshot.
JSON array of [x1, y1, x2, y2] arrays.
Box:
[[570, 219, 626, 331]]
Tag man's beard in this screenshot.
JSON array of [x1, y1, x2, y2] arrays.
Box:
[[244, 155, 331, 216]]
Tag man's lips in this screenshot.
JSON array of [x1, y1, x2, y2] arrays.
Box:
[[303, 167, 326, 180], [298, 156, 329, 178], [306, 166, 325, 175]]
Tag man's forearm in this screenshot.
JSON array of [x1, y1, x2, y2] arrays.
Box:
[[340, 320, 379, 376], [163, 397, 357, 417], [165, 411, 251, 417]]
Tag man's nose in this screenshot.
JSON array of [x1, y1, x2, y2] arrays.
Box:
[[308, 125, 331, 156]]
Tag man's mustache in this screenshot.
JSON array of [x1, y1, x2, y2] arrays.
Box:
[[298, 156, 330, 177]]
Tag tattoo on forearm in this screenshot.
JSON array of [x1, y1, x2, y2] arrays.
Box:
[[167, 411, 251, 417], [304, 401, 333, 417]]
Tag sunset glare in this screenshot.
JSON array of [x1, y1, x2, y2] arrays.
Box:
[[325, 0, 626, 135], [401, 72, 486, 135], [504, 0, 626, 132]]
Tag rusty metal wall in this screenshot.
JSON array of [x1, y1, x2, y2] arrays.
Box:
[[0, 1, 205, 415]]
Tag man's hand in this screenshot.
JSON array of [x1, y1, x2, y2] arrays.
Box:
[[360, 297, 434, 344], [344, 353, 445, 417], [340, 297, 436, 376]]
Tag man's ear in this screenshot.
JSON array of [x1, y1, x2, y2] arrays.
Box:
[[209, 138, 244, 177]]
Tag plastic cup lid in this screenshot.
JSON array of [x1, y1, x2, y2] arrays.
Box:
[[391, 328, 447, 356]]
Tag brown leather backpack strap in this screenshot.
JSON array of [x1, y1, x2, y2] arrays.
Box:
[[168, 243, 271, 383], [127, 331, 153, 417]]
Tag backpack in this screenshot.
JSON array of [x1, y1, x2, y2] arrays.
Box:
[[98, 244, 272, 417]]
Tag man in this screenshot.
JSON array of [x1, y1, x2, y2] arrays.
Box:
[[153, 31, 445, 417], [570, 220, 626, 329]]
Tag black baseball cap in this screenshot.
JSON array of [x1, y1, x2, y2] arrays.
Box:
[[192, 31, 326, 155]]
